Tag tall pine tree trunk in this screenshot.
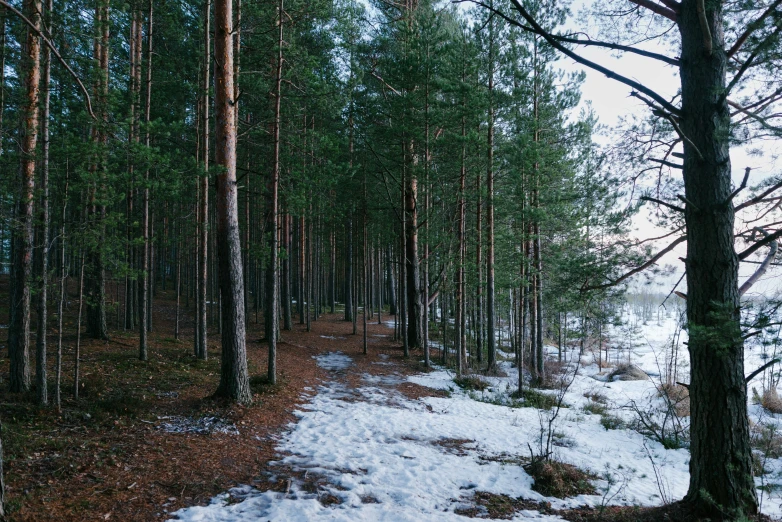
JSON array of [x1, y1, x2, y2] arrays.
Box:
[[485, 14, 496, 372], [214, 0, 250, 404], [86, 0, 109, 341], [196, 0, 210, 360], [404, 144, 422, 349], [265, 0, 283, 384], [35, 0, 53, 405], [139, 0, 153, 360], [680, 1, 756, 515], [9, 0, 42, 393]]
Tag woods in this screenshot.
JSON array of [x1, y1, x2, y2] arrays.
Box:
[[0, 0, 781, 520]]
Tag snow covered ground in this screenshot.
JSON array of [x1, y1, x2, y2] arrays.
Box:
[[170, 311, 782, 521]]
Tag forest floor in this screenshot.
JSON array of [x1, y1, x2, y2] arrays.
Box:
[[0, 278, 430, 522], [1, 281, 779, 521]]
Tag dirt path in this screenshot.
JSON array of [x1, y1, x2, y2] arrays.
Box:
[[0, 283, 433, 522]]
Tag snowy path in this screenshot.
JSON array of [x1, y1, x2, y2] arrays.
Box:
[[170, 351, 569, 521], [170, 332, 782, 521]]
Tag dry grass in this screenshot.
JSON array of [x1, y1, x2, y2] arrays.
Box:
[[658, 383, 690, 417], [524, 459, 597, 498], [761, 387, 782, 414]]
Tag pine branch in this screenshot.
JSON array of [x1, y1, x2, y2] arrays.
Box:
[[728, 0, 782, 58]]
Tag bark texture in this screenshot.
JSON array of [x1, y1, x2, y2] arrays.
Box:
[[214, 0, 251, 404], [679, 0, 757, 516], [9, 0, 42, 393]]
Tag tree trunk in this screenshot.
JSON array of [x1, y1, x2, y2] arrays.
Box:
[[35, 0, 53, 405], [404, 147, 422, 350], [265, 0, 283, 384], [282, 213, 292, 330], [386, 244, 396, 315], [74, 251, 85, 399], [1, 419, 6, 519], [0, 6, 5, 156], [55, 176, 68, 411], [196, 0, 210, 361], [680, 0, 757, 515], [214, 0, 251, 404], [139, 0, 154, 360], [9, 0, 42, 393], [344, 217, 353, 321], [486, 15, 496, 373], [86, 0, 109, 342]]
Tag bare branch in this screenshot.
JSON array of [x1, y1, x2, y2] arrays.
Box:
[[501, 0, 681, 115], [739, 228, 779, 295], [728, 99, 782, 134], [745, 358, 780, 384], [658, 0, 681, 11], [736, 179, 782, 211], [724, 24, 782, 99], [0, 0, 95, 120], [628, 0, 678, 22], [582, 236, 686, 291], [727, 167, 751, 203], [458, 1, 680, 66], [696, 0, 713, 55], [738, 229, 782, 260], [649, 158, 683, 169], [640, 195, 684, 213]]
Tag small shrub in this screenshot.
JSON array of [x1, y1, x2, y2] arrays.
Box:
[[583, 390, 608, 404], [752, 451, 768, 477], [78, 372, 107, 398], [600, 414, 626, 431], [524, 459, 597, 498], [583, 401, 608, 416], [453, 375, 490, 392], [511, 388, 560, 410]]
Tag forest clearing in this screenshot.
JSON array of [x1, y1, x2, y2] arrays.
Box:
[[1, 0, 781, 520]]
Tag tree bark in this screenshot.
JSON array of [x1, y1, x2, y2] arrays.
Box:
[[679, 0, 757, 515], [404, 146, 422, 349], [282, 213, 292, 330], [85, 0, 109, 341], [265, 0, 283, 384], [196, 0, 210, 361], [214, 0, 251, 404], [9, 0, 42, 393], [35, 0, 53, 405], [486, 13, 497, 372], [139, 0, 153, 360]]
